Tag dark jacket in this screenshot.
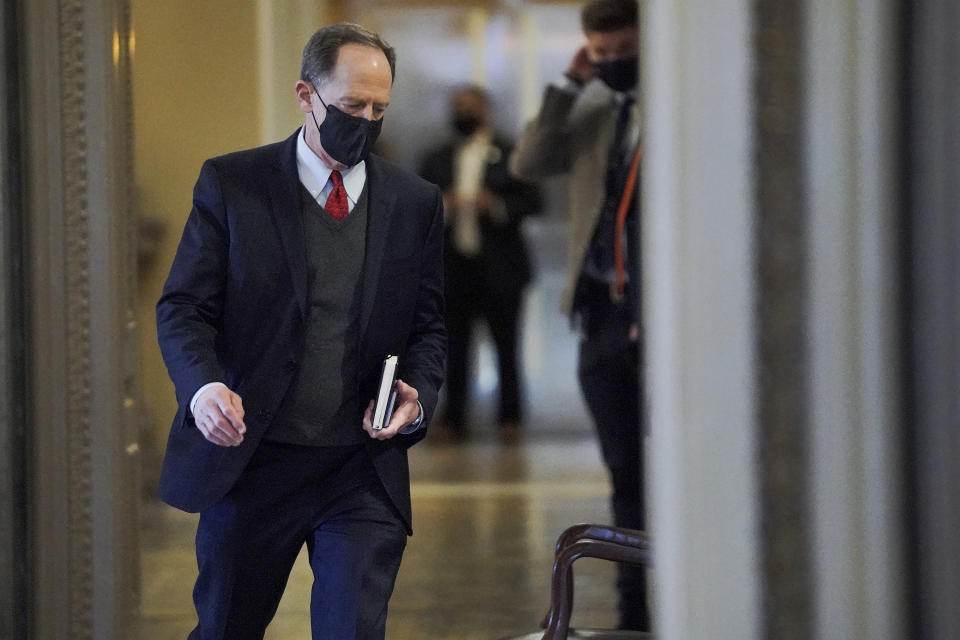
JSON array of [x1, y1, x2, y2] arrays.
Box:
[[419, 133, 542, 294], [156, 129, 446, 533]]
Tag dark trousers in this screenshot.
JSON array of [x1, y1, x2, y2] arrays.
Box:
[[188, 442, 407, 640], [576, 287, 649, 631], [443, 253, 524, 431]]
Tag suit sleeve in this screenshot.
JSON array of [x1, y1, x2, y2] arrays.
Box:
[[155, 160, 229, 410], [399, 186, 447, 431], [509, 84, 579, 181]]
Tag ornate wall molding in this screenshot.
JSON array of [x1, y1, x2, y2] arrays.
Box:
[[59, 0, 95, 634], [23, 0, 138, 636]]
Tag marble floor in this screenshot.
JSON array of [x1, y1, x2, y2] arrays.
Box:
[[138, 220, 626, 639], [139, 433, 619, 639]]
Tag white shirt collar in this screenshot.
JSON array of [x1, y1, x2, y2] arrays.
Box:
[[296, 127, 366, 205]]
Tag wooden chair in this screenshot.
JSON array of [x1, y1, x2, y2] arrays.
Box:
[[500, 523, 653, 640]]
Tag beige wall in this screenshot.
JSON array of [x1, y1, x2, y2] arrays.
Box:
[[132, 0, 264, 488], [133, 1, 336, 489]]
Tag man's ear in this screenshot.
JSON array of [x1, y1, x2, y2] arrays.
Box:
[[294, 80, 315, 114]]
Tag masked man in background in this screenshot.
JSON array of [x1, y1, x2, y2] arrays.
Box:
[[510, 0, 648, 631], [419, 85, 542, 443]]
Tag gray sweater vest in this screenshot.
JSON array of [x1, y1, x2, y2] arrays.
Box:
[[267, 184, 369, 445]]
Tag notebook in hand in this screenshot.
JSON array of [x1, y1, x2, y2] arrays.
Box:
[[372, 355, 399, 431]]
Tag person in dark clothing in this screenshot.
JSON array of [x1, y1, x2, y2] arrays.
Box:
[[510, 0, 649, 631], [155, 23, 445, 639], [419, 85, 542, 443]]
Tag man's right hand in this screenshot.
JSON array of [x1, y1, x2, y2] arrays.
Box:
[[192, 385, 246, 447], [566, 46, 595, 85]]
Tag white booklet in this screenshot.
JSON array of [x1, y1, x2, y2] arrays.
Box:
[[372, 355, 399, 431]]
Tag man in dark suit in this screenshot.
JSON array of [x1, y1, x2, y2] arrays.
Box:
[[418, 85, 541, 443], [510, 0, 647, 631], [155, 23, 445, 640]]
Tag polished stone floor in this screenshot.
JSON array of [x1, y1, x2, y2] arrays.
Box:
[[138, 220, 625, 639], [139, 434, 619, 639]]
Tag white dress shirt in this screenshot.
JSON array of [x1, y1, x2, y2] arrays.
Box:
[[451, 129, 492, 256], [296, 126, 367, 211]]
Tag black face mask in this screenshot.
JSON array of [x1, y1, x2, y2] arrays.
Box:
[[452, 114, 482, 137], [594, 55, 638, 93], [312, 90, 383, 167]]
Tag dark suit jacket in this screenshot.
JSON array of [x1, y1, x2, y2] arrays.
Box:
[[418, 133, 542, 296], [156, 129, 446, 533]]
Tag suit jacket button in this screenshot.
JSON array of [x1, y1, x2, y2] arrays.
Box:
[[285, 359, 297, 371]]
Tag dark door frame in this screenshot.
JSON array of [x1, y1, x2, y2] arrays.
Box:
[[901, 1, 960, 638], [0, 0, 28, 637]]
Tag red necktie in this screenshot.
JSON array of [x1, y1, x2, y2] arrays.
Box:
[[324, 170, 349, 220]]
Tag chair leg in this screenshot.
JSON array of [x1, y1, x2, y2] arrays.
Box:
[[540, 524, 595, 629], [540, 524, 652, 629], [542, 539, 653, 640], [542, 541, 580, 640]]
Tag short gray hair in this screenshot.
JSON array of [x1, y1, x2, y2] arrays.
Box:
[[300, 23, 396, 87]]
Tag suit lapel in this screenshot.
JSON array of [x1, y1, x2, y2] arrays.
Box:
[[268, 129, 309, 320], [359, 155, 398, 339]]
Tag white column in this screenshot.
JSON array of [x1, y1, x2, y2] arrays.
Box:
[[644, 1, 759, 639], [805, 1, 904, 638]]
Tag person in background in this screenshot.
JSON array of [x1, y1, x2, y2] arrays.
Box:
[[155, 22, 446, 639], [419, 85, 542, 443], [509, 0, 648, 631]]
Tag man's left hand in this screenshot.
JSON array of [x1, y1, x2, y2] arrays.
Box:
[[362, 379, 420, 440]]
